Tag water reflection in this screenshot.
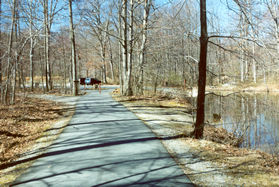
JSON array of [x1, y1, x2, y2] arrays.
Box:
[[205, 92, 279, 154]]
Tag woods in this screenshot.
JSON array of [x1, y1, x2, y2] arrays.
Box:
[[2, 1, 279, 185], [1, 0, 279, 136]]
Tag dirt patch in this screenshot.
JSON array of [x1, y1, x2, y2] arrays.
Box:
[[0, 96, 75, 186], [112, 92, 279, 186]]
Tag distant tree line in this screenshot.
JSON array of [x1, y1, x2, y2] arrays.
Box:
[[0, 0, 278, 137]]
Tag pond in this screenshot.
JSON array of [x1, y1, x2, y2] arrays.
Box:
[[204, 92, 279, 155]]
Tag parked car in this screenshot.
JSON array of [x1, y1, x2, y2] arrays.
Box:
[[80, 78, 101, 86]]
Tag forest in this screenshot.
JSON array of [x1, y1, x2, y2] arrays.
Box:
[[1, 0, 279, 140], [1, 0, 278, 98], [1, 0, 279, 185]]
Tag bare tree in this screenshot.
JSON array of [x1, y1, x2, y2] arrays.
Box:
[[23, 0, 40, 91], [42, 0, 61, 91], [136, 0, 152, 95], [69, 0, 78, 96], [43, 0, 50, 91], [2, 0, 16, 104], [119, 0, 133, 96], [192, 0, 208, 139], [29, 0, 35, 91], [265, 0, 279, 69], [79, 0, 115, 83]]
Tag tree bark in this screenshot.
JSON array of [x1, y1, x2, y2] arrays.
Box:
[[108, 38, 115, 82], [101, 20, 110, 84], [121, 0, 127, 95], [120, 0, 133, 96], [192, 0, 208, 139], [138, 0, 151, 95], [3, 0, 16, 104], [29, 0, 34, 91], [44, 0, 49, 91], [122, 0, 134, 96], [11, 6, 21, 104], [69, 0, 78, 96], [62, 41, 67, 94], [118, 0, 123, 93], [101, 42, 107, 83]]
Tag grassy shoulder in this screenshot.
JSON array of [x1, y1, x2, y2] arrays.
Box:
[[112, 90, 279, 186], [0, 95, 74, 186]]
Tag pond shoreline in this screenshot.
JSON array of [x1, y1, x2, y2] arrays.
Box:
[[205, 90, 279, 155], [156, 84, 279, 154], [112, 91, 279, 186]]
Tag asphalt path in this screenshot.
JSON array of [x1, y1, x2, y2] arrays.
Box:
[[12, 87, 194, 187]]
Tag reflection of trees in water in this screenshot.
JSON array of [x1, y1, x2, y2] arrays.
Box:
[[205, 93, 279, 154]]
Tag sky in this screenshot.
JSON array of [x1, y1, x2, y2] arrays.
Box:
[[0, 0, 236, 35], [156, 0, 234, 34]]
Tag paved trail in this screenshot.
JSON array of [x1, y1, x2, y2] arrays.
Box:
[[12, 88, 194, 186]]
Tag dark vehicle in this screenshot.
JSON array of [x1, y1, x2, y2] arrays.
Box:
[[80, 78, 101, 87]]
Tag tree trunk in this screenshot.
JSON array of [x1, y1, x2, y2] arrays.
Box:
[[192, 0, 208, 139], [0, 0, 2, 90], [3, 0, 16, 104], [44, 0, 48, 91], [29, 0, 34, 91], [252, 42, 256, 83], [118, 0, 123, 92], [102, 64, 107, 83], [39, 49, 45, 93], [240, 13, 245, 82], [101, 20, 110, 84], [44, 0, 52, 91], [11, 53, 18, 105], [62, 41, 67, 94], [11, 6, 20, 105], [123, 0, 134, 96], [19, 63, 26, 92], [69, 0, 78, 96], [101, 43, 107, 84], [120, 0, 133, 96], [108, 38, 115, 82], [138, 0, 151, 95]]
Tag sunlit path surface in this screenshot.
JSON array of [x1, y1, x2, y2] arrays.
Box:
[[12, 87, 194, 187]]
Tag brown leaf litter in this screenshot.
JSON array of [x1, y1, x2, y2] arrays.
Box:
[[0, 96, 72, 185]]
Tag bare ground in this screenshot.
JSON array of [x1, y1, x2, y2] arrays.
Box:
[[112, 92, 279, 186]]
